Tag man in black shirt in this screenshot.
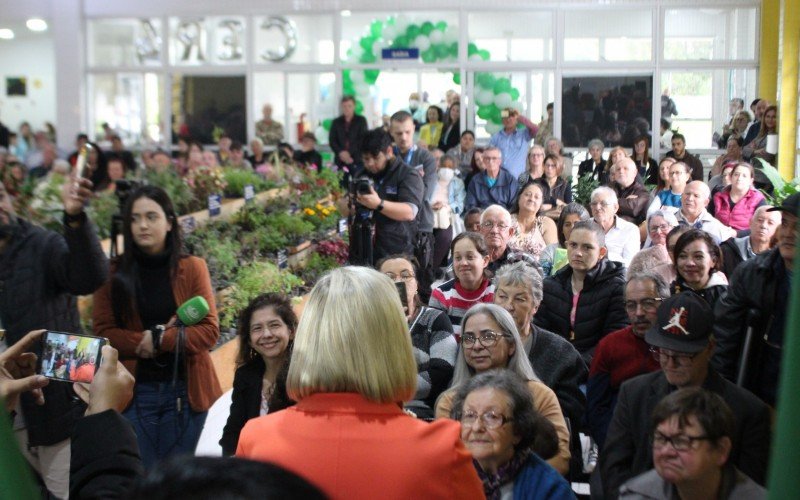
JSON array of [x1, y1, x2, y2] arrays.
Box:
[[665, 133, 703, 181], [329, 95, 368, 172], [354, 128, 424, 262]]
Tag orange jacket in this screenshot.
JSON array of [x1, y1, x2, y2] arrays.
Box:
[[237, 392, 485, 500], [93, 256, 222, 412]]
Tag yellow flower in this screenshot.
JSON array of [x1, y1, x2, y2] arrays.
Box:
[[304, 208, 316, 216], [315, 203, 324, 210]]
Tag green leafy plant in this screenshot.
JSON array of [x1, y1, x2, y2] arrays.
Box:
[[221, 167, 274, 198], [142, 169, 195, 214], [86, 190, 120, 239], [754, 158, 800, 205], [572, 173, 599, 208], [295, 252, 339, 288], [24, 173, 68, 232], [219, 261, 304, 330]]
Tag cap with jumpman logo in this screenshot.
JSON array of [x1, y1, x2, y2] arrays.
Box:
[[645, 291, 713, 353]]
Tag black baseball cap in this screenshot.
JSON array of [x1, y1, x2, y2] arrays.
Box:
[[645, 292, 713, 353], [767, 193, 800, 217]]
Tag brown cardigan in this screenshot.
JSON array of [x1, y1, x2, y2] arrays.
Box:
[[93, 255, 222, 412]]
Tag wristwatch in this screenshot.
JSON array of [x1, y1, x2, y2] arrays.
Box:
[[376, 199, 385, 212], [152, 324, 165, 352]]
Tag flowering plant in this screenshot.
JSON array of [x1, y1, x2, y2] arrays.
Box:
[[316, 237, 349, 265]]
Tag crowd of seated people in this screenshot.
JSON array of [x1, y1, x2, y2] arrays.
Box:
[[0, 90, 792, 500]]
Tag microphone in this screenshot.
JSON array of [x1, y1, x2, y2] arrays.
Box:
[[176, 296, 210, 327]]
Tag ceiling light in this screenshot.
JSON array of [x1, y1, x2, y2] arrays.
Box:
[[341, 10, 352, 17], [0, 29, 15, 40], [26, 18, 48, 32]]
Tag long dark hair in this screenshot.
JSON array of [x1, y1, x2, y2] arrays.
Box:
[[87, 142, 109, 190], [510, 180, 545, 216], [672, 229, 723, 278], [236, 293, 298, 367], [110, 186, 183, 327]]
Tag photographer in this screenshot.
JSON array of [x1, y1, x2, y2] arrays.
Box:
[[0, 169, 109, 499], [352, 128, 424, 263]]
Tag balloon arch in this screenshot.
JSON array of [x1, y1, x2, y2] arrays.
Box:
[[322, 15, 523, 135]]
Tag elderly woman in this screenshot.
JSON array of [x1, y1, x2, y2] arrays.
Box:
[[710, 136, 744, 179], [377, 255, 457, 419], [711, 162, 766, 231], [539, 202, 590, 277], [517, 145, 546, 188], [670, 229, 728, 308], [539, 153, 573, 215], [743, 105, 777, 165], [451, 370, 575, 499], [578, 138, 606, 183], [509, 181, 558, 260], [237, 267, 484, 498], [435, 304, 572, 475], [629, 211, 679, 277]]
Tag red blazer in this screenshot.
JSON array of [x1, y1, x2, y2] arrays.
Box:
[[93, 256, 222, 412], [237, 392, 485, 500]]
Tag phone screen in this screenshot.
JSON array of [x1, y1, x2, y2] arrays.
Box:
[[39, 331, 107, 383], [395, 281, 408, 309]]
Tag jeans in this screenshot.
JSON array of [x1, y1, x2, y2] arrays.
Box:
[[123, 381, 207, 470]]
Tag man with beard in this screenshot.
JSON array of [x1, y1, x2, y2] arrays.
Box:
[[0, 171, 108, 498]]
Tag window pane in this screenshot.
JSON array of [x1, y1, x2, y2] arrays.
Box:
[[287, 73, 337, 145], [254, 15, 333, 65], [662, 71, 712, 149], [252, 72, 286, 140], [171, 75, 246, 144], [564, 9, 652, 62], [340, 12, 459, 65], [90, 73, 163, 143], [665, 8, 757, 61], [471, 72, 528, 140], [88, 19, 163, 67], [168, 17, 248, 66], [468, 11, 553, 62]]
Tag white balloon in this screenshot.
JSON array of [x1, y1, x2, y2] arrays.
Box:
[[414, 35, 431, 51], [350, 71, 366, 84], [395, 15, 410, 33], [485, 123, 502, 135], [429, 30, 443, 44], [469, 54, 483, 62], [511, 101, 525, 112], [383, 25, 398, 41], [354, 82, 370, 96], [372, 40, 387, 59], [476, 90, 494, 107], [494, 92, 512, 109], [443, 26, 459, 44]]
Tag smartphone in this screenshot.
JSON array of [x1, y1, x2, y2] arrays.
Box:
[[501, 110, 510, 118], [395, 281, 408, 310], [38, 331, 107, 383]]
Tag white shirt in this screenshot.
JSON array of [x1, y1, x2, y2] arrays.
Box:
[[594, 216, 641, 267], [675, 209, 734, 244]]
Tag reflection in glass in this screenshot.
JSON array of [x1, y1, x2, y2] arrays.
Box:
[[171, 75, 246, 144]]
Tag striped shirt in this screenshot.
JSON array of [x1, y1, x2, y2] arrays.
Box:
[[429, 278, 496, 335]]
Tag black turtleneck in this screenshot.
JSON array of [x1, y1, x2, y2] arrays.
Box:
[[133, 246, 181, 382]]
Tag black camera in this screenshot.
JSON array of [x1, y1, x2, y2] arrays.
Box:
[[114, 179, 141, 206], [354, 176, 374, 195]]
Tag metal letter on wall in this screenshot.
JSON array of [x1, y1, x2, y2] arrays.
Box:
[[259, 16, 297, 62], [217, 19, 244, 61], [135, 19, 161, 64], [177, 20, 205, 62]]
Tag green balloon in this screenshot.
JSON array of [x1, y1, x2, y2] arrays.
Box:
[[355, 101, 364, 115], [393, 35, 409, 48], [387, 16, 396, 26], [322, 119, 333, 131], [421, 22, 435, 36], [343, 83, 355, 96], [406, 24, 420, 39], [359, 36, 375, 51], [359, 52, 376, 64], [510, 88, 520, 100], [477, 73, 496, 89], [421, 48, 436, 63], [493, 78, 511, 94], [452, 73, 461, 85], [370, 21, 383, 38], [364, 69, 380, 84], [489, 105, 502, 123], [468, 43, 478, 56], [435, 44, 450, 59], [479, 49, 490, 61], [449, 42, 459, 57], [435, 21, 448, 31], [477, 106, 492, 120]]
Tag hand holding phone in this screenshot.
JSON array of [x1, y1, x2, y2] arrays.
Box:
[[38, 331, 107, 384], [73, 345, 134, 416]]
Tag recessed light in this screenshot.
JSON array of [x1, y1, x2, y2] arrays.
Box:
[[26, 18, 48, 32], [0, 29, 15, 40], [341, 10, 352, 17]]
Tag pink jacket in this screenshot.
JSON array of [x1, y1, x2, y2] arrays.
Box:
[[713, 187, 765, 231]]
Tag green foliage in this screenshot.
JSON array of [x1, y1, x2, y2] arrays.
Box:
[[202, 238, 242, 290], [142, 169, 194, 214], [572, 173, 600, 208], [265, 212, 315, 245], [221, 167, 274, 198], [24, 173, 68, 232], [86, 190, 119, 239], [754, 158, 800, 205], [296, 252, 339, 288], [219, 261, 304, 330]]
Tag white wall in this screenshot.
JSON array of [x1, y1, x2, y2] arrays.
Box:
[[0, 35, 56, 135]]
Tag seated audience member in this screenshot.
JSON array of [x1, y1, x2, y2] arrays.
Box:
[[710, 136, 744, 179], [619, 388, 766, 500], [587, 272, 667, 449], [713, 194, 798, 406], [450, 370, 575, 499], [537, 153, 573, 216], [670, 229, 727, 309], [215, 134, 232, 165], [447, 130, 476, 179], [463, 206, 482, 232], [742, 105, 777, 165], [150, 150, 173, 173], [494, 262, 588, 439], [439, 102, 461, 152], [465, 146, 518, 212], [534, 220, 628, 365], [224, 141, 253, 171], [517, 145, 546, 188], [378, 255, 457, 419], [435, 305, 571, 475], [255, 104, 284, 146], [419, 105, 444, 149], [590, 186, 641, 266], [247, 138, 268, 168], [665, 133, 704, 181], [708, 161, 735, 197], [613, 158, 650, 225], [722, 109, 751, 147], [719, 205, 780, 278], [429, 232, 495, 334], [650, 157, 676, 196], [109, 135, 136, 172], [545, 137, 567, 159], [509, 181, 558, 260], [675, 181, 736, 244], [647, 161, 691, 216], [578, 138, 608, 185], [236, 267, 484, 498], [220, 294, 297, 456], [600, 292, 771, 499], [293, 132, 323, 169], [540, 202, 591, 277], [711, 162, 766, 231], [629, 211, 678, 278], [632, 135, 659, 185], [479, 204, 533, 272], [104, 156, 127, 188]]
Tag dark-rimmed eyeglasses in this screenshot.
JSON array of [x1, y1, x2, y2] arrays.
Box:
[[459, 410, 512, 430], [461, 330, 509, 348], [652, 431, 710, 451]]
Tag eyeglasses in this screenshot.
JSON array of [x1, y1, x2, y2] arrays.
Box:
[[649, 224, 672, 234], [650, 346, 700, 365], [590, 201, 613, 208], [652, 431, 710, 451], [459, 410, 512, 430], [624, 298, 664, 312], [481, 221, 510, 231], [384, 271, 415, 282], [461, 330, 509, 348]]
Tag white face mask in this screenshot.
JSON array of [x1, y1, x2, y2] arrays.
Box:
[[409, 100, 420, 111], [438, 168, 455, 182]]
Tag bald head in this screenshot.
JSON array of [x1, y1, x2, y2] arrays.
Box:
[[681, 181, 711, 219], [750, 205, 781, 246]]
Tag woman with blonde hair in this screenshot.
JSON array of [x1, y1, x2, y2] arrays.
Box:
[[237, 267, 483, 499]]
